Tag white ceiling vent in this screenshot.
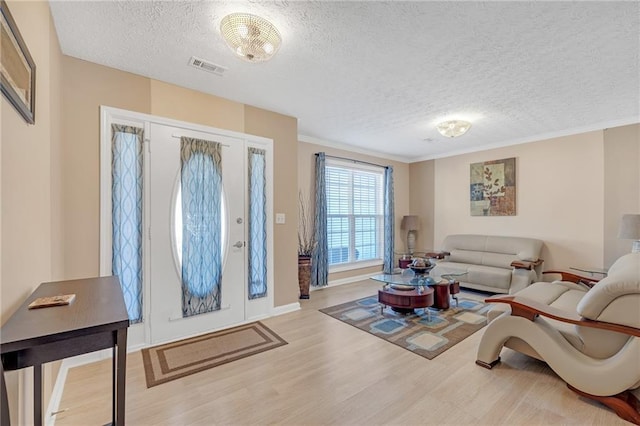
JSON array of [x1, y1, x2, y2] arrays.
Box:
[[188, 56, 227, 76]]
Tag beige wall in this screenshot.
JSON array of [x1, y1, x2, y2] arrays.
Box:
[[244, 107, 298, 306], [603, 124, 640, 266], [409, 160, 435, 251], [50, 5, 64, 282], [47, 2, 64, 394], [1, 1, 63, 422], [1, 0, 55, 321], [61, 57, 151, 279], [301, 126, 639, 276], [428, 131, 606, 271], [297, 141, 410, 281], [149, 80, 244, 132]]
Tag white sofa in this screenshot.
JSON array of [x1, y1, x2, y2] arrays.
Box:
[[430, 234, 544, 294]]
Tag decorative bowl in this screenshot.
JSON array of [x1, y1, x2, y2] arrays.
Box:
[[390, 284, 415, 291], [410, 265, 434, 275]]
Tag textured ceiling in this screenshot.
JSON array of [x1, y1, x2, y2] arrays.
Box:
[[49, 1, 639, 162]]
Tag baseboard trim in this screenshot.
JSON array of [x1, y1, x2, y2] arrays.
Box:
[[46, 301, 299, 425], [47, 349, 114, 425], [271, 302, 300, 316], [311, 273, 376, 291], [46, 361, 68, 426]]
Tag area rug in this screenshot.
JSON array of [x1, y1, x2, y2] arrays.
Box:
[[141, 321, 287, 388], [320, 295, 490, 360]]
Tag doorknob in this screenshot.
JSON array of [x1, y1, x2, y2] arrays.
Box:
[[233, 241, 244, 248]]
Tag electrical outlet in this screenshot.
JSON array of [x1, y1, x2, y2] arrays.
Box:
[[275, 213, 285, 224]]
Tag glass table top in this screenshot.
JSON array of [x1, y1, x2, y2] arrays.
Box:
[[371, 270, 467, 288]]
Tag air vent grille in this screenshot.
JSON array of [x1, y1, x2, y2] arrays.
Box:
[[188, 56, 227, 76]]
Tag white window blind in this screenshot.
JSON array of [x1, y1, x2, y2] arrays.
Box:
[[325, 159, 384, 267]]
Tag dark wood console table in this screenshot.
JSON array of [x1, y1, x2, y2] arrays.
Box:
[[0, 277, 129, 425]]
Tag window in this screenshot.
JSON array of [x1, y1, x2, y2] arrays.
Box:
[[172, 185, 227, 273], [326, 159, 384, 268]]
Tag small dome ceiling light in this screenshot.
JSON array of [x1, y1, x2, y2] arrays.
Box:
[[436, 120, 472, 138], [220, 13, 281, 63]]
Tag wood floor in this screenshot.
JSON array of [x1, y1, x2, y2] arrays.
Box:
[[55, 280, 626, 425]]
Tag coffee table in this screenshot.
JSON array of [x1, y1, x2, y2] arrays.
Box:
[[376, 284, 434, 315], [371, 271, 462, 311]]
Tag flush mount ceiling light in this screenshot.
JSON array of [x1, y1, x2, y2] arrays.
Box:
[[436, 120, 472, 138], [220, 13, 281, 63]]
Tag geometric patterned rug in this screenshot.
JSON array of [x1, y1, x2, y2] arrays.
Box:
[[320, 295, 490, 360]]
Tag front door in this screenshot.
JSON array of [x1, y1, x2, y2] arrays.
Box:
[[148, 123, 246, 344]]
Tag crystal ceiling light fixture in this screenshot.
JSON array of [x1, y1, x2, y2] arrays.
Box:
[[436, 120, 472, 138], [220, 13, 282, 63]]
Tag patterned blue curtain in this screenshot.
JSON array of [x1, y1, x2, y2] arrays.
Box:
[[248, 148, 267, 299], [180, 137, 222, 317], [383, 167, 395, 274], [311, 153, 328, 287], [111, 124, 144, 323]]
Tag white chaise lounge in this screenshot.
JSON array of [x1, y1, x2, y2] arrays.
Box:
[[476, 252, 640, 424]]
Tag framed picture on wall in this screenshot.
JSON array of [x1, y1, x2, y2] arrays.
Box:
[[470, 157, 516, 216], [1, 0, 36, 124]]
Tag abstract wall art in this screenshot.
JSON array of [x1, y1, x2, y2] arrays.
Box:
[[470, 157, 516, 216], [1, 0, 36, 124]]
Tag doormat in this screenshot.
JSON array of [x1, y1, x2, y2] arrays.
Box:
[[141, 321, 287, 388], [320, 295, 489, 360]]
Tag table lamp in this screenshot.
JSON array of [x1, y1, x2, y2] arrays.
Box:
[[401, 215, 419, 255], [618, 214, 640, 253]]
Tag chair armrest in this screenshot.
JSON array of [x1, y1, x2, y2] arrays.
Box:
[[425, 251, 450, 260], [485, 295, 640, 338], [542, 270, 600, 288], [510, 259, 543, 270]]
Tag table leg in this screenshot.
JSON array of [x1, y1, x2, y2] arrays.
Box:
[[34, 363, 43, 426], [1, 360, 10, 426], [432, 284, 451, 310], [449, 281, 461, 307], [112, 340, 116, 423], [115, 327, 127, 425]]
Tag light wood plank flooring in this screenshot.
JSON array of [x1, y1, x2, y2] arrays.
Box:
[[55, 280, 625, 425]]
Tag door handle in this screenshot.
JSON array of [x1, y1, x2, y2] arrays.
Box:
[[233, 241, 244, 248]]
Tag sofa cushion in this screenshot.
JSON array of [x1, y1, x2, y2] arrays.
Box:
[[447, 249, 484, 266], [447, 250, 517, 270], [484, 235, 543, 262], [481, 252, 521, 269], [468, 264, 512, 290], [501, 278, 636, 359], [577, 252, 640, 328], [442, 234, 543, 265], [497, 281, 586, 354], [570, 254, 639, 357], [433, 261, 512, 290], [516, 280, 586, 304]]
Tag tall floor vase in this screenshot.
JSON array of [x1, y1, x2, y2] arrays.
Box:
[[298, 256, 311, 299]]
